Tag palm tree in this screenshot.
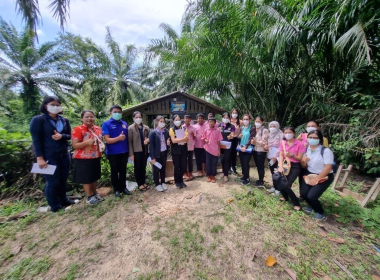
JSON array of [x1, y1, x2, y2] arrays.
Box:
[[0, 18, 76, 116], [14, 0, 70, 35]]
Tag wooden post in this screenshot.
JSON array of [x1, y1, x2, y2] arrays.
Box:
[[360, 178, 380, 207]]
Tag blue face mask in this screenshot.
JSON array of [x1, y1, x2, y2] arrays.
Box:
[[112, 113, 122, 120], [307, 139, 319, 146]]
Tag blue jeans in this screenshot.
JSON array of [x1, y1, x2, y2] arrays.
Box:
[[43, 152, 71, 212], [206, 151, 218, 176]]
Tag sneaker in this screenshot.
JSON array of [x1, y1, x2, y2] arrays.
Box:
[[123, 188, 132, 195], [241, 179, 250, 186], [312, 213, 326, 221], [86, 196, 99, 205], [161, 183, 168, 190], [303, 207, 313, 214], [95, 194, 104, 201], [115, 191, 121, 197], [181, 182, 187, 188], [62, 199, 76, 206], [267, 187, 276, 193], [240, 176, 245, 181], [255, 180, 264, 187], [176, 183, 183, 189], [155, 185, 164, 192], [274, 190, 281, 196], [230, 168, 237, 175]]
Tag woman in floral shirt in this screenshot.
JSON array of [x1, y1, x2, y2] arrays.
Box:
[[71, 110, 104, 205]]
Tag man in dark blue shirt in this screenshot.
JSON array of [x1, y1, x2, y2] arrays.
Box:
[[101, 105, 131, 197]]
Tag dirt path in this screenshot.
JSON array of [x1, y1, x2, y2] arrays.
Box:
[[1, 168, 379, 280]]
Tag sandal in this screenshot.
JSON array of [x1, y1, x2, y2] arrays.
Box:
[[138, 185, 150, 192]]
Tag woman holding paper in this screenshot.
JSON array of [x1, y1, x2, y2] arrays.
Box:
[[266, 121, 283, 195], [277, 127, 305, 211], [30, 96, 73, 212], [218, 112, 235, 182], [72, 110, 104, 205], [238, 114, 256, 186], [149, 116, 170, 192], [169, 115, 189, 189], [300, 130, 334, 221]]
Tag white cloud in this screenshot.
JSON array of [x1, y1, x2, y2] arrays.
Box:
[[37, 0, 188, 46], [36, 29, 44, 36]]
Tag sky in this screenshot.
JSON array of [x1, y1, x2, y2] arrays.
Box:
[[0, 0, 188, 47]]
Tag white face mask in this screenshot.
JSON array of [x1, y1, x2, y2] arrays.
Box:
[[243, 120, 249, 126], [269, 127, 278, 133], [158, 122, 166, 128], [284, 133, 294, 140], [222, 118, 229, 124], [231, 113, 238, 119], [174, 120, 182, 127], [134, 118, 142, 124], [47, 105, 62, 114], [255, 122, 262, 128], [306, 127, 317, 133]]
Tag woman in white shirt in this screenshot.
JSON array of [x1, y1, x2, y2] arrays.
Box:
[[300, 130, 335, 221]]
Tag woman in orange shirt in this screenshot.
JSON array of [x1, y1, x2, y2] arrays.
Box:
[[71, 110, 104, 205]]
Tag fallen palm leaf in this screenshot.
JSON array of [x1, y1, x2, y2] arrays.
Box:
[[327, 237, 345, 244], [266, 256, 277, 267]]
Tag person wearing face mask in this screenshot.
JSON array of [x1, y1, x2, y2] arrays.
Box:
[[238, 114, 256, 186], [300, 130, 335, 221], [266, 121, 284, 195], [249, 116, 269, 186], [169, 115, 189, 189], [182, 115, 196, 180], [128, 111, 150, 192], [101, 105, 131, 197], [193, 113, 208, 176], [277, 127, 306, 211], [149, 116, 171, 191], [230, 108, 243, 175], [297, 120, 329, 200], [218, 112, 235, 182], [30, 96, 74, 212], [297, 120, 329, 148], [72, 110, 104, 205]]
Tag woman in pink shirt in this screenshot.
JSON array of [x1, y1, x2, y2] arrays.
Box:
[[202, 117, 223, 183], [182, 115, 196, 180], [193, 113, 208, 176], [277, 127, 306, 211]]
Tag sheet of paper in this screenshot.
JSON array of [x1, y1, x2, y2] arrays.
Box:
[[175, 129, 186, 144], [268, 146, 279, 159], [220, 141, 232, 149], [31, 163, 57, 175], [147, 157, 162, 169]]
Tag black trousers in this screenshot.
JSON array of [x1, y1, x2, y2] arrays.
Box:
[[206, 151, 218, 176], [107, 152, 128, 192], [239, 151, 252, 180], [230, 138, 239, 170], [280, 162, 301, 206], [300, 172, 334, 214], [186, 150, 194, 173], [134, 151, 148, 186], [268, 159, 278, 175], [194, 148, 206, 171], [298, 168, 307, 194], [172, 145, 187, 184], [252, 151, 267, 182], [221, 148, 232, 176], [153, 151, 167, 186]]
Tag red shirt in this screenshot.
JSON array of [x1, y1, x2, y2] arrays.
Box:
[[71, 125, 102, 159], [202, 127, 223, 156], [279, 139, 305, 163]]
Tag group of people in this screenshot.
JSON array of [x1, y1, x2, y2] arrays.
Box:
[[30, 96, 335, 221]]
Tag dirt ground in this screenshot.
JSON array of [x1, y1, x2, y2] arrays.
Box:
[[1, 167, 379, 280]]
